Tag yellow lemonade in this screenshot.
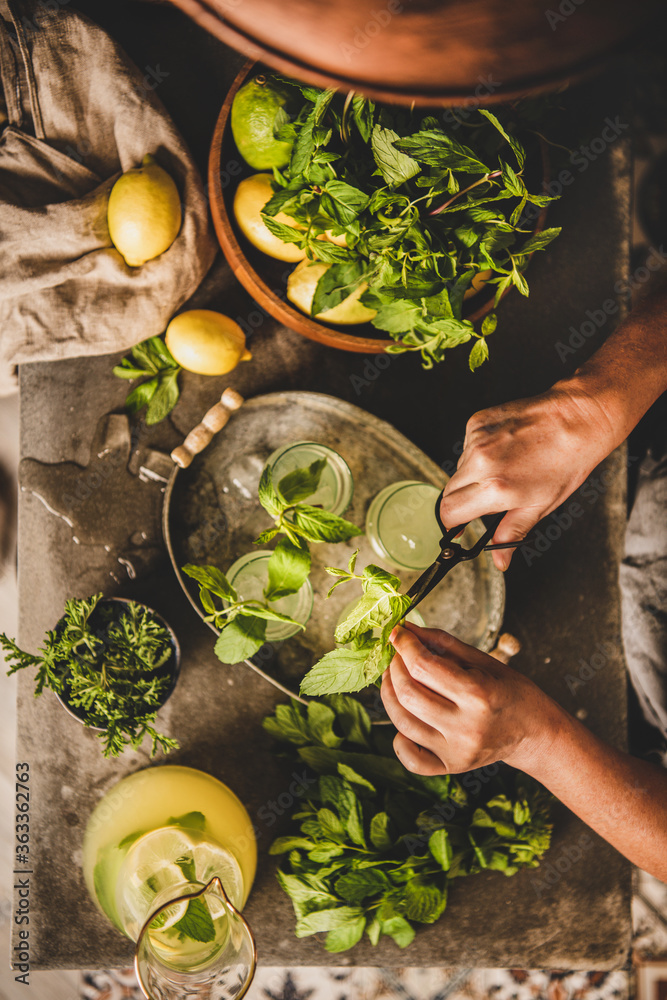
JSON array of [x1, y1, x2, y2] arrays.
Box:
[[82, 766, 257, 966]]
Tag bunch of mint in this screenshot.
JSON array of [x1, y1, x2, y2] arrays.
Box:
[[113, 336, 181, 425], [261, 79, 560, 369], [263, 695, 553, 953]]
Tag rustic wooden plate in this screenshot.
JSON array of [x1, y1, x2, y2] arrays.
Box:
[[208, 60, 550, 355], [163, 391, 505, 708]]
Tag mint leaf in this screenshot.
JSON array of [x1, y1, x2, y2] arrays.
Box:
[[334, 869, 388, 904], [320, 180, 369, 226], [173, 897, 216, 943], [261, 214, 306, 247], [380, 915, 415, 948], [125, 378, 158, 415], [265, 538, 311, 601], [291, 505, 362, 544], [403, 880, 447, 924], [214, 615, 266, 664], [307, 701, 344, 748], [325, 693, 370, 746], [370, 812, 392, 850], [479, 109, 525, 168], [175, 853, 196, 882], [277, 458, 327, 505], [312, 259, 367, 316], [352, 94, 374, 142], [371, 125, 421, 186], [146, 369, 180, 425], [395, 130, 488, 174], [468, 337, 489, 372], [300, 648, 369, 696], [428, 828, 453, 871], [295, 905, 364, 938], [182, 564, 237, 602], [168, 811, 206, 832], [325, 915, 366, 953], [516, 226, 562, 256], [258, 463, 283, 519]]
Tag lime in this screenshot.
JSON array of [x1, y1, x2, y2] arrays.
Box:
[[233, 173, 306, 262], [107, 154, 182, 267], [231, 75, 294, 170], [287, 261, 377, 325], [165, 310, 252, 375]]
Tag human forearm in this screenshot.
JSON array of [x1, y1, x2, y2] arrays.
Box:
[[509, 699, 667, 881], [555, 283, 667, 452]]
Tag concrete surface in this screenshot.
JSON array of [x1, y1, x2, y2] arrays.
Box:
[[11, 0, 636, 975]]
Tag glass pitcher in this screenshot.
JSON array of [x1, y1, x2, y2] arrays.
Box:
[[83, 765, 257, 1000]]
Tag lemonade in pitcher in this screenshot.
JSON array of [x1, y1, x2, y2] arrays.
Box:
[[83, 766, 257, 997]]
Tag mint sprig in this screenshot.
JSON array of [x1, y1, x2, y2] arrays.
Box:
[[256, 459, 362, 548], [113, 336, 181, 425], [300, 555, 410, 697], [263, 695, 553, 953]]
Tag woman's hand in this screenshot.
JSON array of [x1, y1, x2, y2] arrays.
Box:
[[381, 622, 558, 775], [439, 382, 619, 570]]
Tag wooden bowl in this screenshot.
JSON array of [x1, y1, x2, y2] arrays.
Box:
[[208, 60, 549, 355], [173, 0, 657, 108]]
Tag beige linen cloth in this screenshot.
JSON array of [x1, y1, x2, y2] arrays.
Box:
[[0, 0, 216, 393]]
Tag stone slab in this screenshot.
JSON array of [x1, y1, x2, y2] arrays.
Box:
[[12, 1, 634, 972]]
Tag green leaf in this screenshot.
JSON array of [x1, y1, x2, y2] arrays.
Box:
[[500, 160, 525, 197], [320, 180, 369, 226], [265, 538, 311, 601], [517, 227, 562, 256], [325, 693, 371, 746], [261, 213, 306, 247], [145, 369, 180, 425], [337, 763, 375, 794], [403, 880, 447, 924], [265, 702, 312, 745], [370, 812, 392, 850], [468, 337, 489, 372], [277, 458, 327, 505], [511, 264, 529, 297], [124, 378, 158, 416], [269, 836, 316, 855], [258, 463, 283, 519], [300, 648, 369, 696], [335, 588, 399, 644], [380, 915, 415, 948], [352, 94, 374, 142], [395, 130, 488, 174], [307, 701, 344, 748], [481, 313, 497, 337], [428, 828, 453, 871], [479, 110, 525, 168], [371, 125, 421, 186], [172, 897, 215, 943], [320, 774, 366, 846], [214, 615, 266, 664], [370, 299, 421, 335], [291, 505, 362, 544], [325, 915, 366, 953], [182, 564, 237, 601], [113, 361, 149, 379], [311, 259, 367, 316], [335, 869, 388, 904], [168, 811, 206, 832], [295, 905, 364, 938], [317, 807, 346, 842]]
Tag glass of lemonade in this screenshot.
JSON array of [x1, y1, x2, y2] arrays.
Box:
[[267, 441, 353, 515], [83, 766, 257, 1000], [227, 550, 313, 640], [365, 481, 443, 571]]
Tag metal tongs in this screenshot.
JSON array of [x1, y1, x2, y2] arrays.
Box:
[[404, 491, 528, 615]]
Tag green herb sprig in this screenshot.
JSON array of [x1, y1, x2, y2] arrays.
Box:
[[113, 336, 181, 425], [263, 695, 553, 952], [0, 595, 179, 757], [259, 79, 562, 369], [256, 458, 363, 547], [300, 552, 410, 696], [183, 549, 308, 665]]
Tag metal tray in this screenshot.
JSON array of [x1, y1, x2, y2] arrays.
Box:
[[164, 391, 505, 701]]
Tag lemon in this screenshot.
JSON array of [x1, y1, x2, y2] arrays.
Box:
[[287, 261, 377, 325], [233, 173, 306, 262], [165, 310, 252, 375], [231, 75, 294, 170], [107, 154, 182, 267], [464, 269, 492, 300]]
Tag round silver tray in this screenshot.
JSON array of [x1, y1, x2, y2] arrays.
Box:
[[164, 391, 505, 704]]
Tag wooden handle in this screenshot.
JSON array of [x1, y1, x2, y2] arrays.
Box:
[[489, 632, 521, 664], [171, 388, 244, 469]]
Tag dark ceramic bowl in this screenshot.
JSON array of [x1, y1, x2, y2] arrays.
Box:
[[55, 597, 181, 728]]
